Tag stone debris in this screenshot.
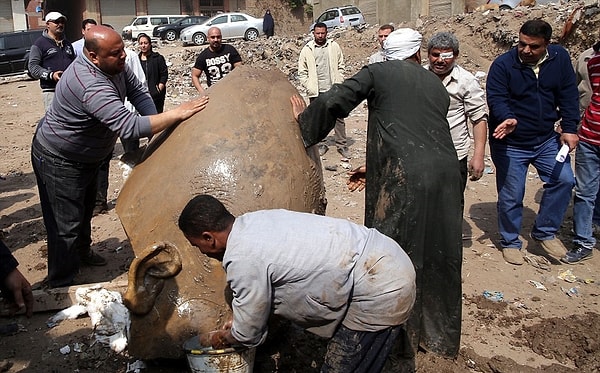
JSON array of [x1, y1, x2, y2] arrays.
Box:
[[119, 1, 599, 109]]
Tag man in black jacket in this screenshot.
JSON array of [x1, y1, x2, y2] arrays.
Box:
[[28, 11, 75, 110]]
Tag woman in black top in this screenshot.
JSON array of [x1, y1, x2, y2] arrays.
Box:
[[137, 33, 168, 112]]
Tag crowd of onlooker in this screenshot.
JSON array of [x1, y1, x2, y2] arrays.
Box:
[[1, 9, 598, 373]]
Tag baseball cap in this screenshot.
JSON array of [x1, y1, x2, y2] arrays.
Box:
[[45, 12, 67, 22]]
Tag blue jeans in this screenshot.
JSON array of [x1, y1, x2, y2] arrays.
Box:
[[573, 141, 600, 249], [31, 138, 100, 287], [321, 324, 402, 373], [594, 188, 600, 226], [490, 136, 575, 249]]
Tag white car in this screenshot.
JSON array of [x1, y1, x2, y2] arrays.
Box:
[[180, 12, 263, 46]]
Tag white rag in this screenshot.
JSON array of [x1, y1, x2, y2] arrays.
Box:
[[384, 28, 423, 61]]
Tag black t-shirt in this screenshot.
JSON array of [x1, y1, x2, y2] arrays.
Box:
[[193, 44, 242, 86]]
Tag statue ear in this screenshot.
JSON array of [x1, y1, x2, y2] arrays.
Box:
[[123, 242, 182, 315]]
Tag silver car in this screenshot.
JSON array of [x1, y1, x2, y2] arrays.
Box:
[[309, 5, 366, 32], [486, 0, 559, 10], [180, 12, 263, 46]]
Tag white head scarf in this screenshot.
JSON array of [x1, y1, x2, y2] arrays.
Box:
[[383, 28, 423, 61]]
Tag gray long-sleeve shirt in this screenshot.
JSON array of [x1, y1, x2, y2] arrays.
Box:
[[34, 54, 156, 163], [223, 209, 416, 347]]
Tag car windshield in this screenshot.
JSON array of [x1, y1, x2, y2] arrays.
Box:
[[341, 8, 360, 15], [171, 17, 187, 24]]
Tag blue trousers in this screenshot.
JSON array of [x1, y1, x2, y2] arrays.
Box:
[[31, 138, 100, 287], [490, 136, 575, 249], [573, 141, 600, 249], [321, 324, 402, 373]]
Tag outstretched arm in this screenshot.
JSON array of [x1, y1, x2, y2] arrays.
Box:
[[347, 165, 366, 192]]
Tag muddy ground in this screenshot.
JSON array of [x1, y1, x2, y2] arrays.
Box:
[[1, 2, 600, 372]]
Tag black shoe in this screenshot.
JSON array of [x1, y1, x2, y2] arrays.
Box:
[[80, 250, 107, 266], [561, 247, 593, 264], [318, 145, 329, 156], [93, 203, 108, 217]]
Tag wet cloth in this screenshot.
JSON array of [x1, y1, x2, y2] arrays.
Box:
[[298, 60, 463, 358]]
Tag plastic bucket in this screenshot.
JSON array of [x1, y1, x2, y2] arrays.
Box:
[[184, 346, 255, 373]]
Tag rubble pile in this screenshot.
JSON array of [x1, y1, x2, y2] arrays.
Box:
[[147, 26, 379, 104], [5, 2, 597, 97], [145, 1, 600, 107]]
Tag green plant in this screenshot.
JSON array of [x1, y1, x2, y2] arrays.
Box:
[[304, 3, 313, 17], [288, 0, 304, 10]]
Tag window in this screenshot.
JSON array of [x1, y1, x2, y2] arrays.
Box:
[[211, 15, 227, 25], [4, 35, 24, 50], [151, 17, 169, 25], [231, 15, 247, 22], [341, 7, 360, 16], [134, 17, 147, 26]]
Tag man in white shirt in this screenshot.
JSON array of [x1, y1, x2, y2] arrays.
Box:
[[425, 32, 488, 199], [72, 18, 97, 56], [178, 194, 416, 373], [368, 24, 394, 64]]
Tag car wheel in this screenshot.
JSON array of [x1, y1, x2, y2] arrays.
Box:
[[244, 28, 259, 41], [193, 32, 207, 45], [499, 4, 512, 10], [165, 30, 177, 41]]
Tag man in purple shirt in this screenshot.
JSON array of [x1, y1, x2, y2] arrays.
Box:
[[31, 25, 209, 288]]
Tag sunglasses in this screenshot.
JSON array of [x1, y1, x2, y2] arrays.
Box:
[[50, 19, 66, 24]]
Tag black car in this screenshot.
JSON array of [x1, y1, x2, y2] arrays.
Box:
[[152, 16, 209, 41], [0, 29, 43, 76]]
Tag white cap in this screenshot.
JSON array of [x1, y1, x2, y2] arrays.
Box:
[[45, 12, 67, 22]]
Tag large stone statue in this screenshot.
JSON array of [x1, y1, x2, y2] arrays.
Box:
[[116, 65, 326, 359]]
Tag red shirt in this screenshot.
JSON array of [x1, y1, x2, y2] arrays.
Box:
[[580, 52, 600, 146]]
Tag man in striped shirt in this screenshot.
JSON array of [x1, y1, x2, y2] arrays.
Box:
[[31, 25, 209, 288], [568, 42, 600, 263]]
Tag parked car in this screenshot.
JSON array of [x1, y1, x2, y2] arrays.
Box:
[[486, 0, 558, 10], [122, 15, 187, 40], [309, 5, 365, 32], [0, 29, 43, 76], [180, 12, 263, 46], [152, 15, 209, 41]]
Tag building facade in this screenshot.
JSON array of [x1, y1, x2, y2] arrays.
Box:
[[3, 0, 251, 38]]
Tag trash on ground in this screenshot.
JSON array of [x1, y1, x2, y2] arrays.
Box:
[[48, 285, 130, 353], [523, 253, 551, 271], [126, 359, 147, 373], [482, 290, 504, 302], [528, 280, 547, 291], [59, 345, 71, 355], [558, 269, 577, 283], [561, 286, 579, 297]]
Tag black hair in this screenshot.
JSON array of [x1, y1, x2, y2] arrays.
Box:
[[519, 19, 552, 42], [178, 195, 235, 238], [137, 33, 151, 43], [379, 24, 394, 33], [314, 22, 327, 31], [81, 18, 97, 29]]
